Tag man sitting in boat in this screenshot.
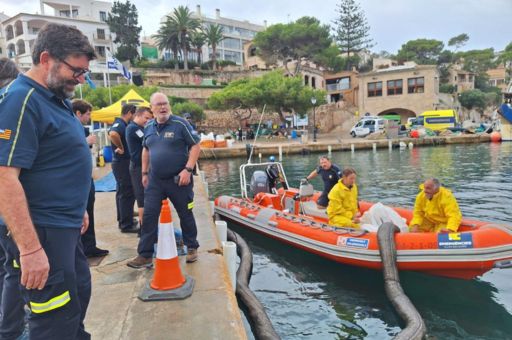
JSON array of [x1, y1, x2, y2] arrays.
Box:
[[410, 178, 462, 233], [326, 167, 361, 228], [305, 156, 342, 209]]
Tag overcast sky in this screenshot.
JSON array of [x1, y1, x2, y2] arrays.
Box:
[[1, 0, 511, 53]]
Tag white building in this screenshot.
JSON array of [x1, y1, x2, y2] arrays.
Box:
[[0, 0, 119, 81], [160, 6, 265, 66]]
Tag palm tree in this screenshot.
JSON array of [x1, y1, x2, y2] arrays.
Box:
[[190, 30, 206, 65], [204, 24, 225, 70], [169, 6, 200, 70], [153, 17, 180, 70]]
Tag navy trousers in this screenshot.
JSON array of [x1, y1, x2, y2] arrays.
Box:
[[81, 179, 97, 253], [112, 159, 135, 230], [138, 175, 199, 258], [0, 225, 25, 340], [4, 227, 91, 340]]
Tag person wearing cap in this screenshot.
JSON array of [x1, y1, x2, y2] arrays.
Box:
[[182, 112, 196, 131]]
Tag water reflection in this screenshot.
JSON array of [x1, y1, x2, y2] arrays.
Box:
[[203, 143, 512, 339]]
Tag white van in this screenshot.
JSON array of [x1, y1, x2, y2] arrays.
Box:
[[350, 118, 385, 137]]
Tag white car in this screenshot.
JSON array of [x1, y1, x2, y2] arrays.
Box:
[[350, 118, 385, 137]]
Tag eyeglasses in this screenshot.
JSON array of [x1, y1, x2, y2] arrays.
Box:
[[152, 102, 169, 107], [60, 59, 91, 79]]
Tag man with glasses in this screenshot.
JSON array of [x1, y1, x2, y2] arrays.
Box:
[[0, 23, 95, 339], [128, 92, 201, 268]]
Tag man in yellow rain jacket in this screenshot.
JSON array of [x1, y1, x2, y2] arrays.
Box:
[[327, 167, 360, 228], [410, 178, 462, 233]]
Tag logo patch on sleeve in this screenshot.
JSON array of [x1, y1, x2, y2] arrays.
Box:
[[0, 129, 12, 140]]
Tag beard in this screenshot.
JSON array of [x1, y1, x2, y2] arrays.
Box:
[[47, 63, 78, 99]]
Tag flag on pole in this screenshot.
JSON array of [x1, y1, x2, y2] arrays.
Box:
[[106, 49, 132, 81], [85, 73, 97, 89]]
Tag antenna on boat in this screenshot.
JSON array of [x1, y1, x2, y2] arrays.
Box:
[[247, 104, 267, 164]]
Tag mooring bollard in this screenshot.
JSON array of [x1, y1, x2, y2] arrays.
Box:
[[215, 220, 227, 243], [408, 142, 414, 149], [223, 241, 237, 292], [351, 144, 355, 153]]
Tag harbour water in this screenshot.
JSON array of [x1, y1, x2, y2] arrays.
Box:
[[201, 143, 512, 339]]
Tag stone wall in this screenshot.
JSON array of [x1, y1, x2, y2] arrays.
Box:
[[135, 68, 269, 86], [196, 103, 358, 134]]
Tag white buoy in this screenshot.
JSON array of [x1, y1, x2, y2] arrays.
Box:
[[351, 144, 355, 153], [328, 145, 332, 155], [215, 220, 227, 243], [373, 143, 377, 152], [223, 241, 237, 292], [408, 142, 414, 149], [399, 141, 407, 149], [278, 145, 283, 161], [388, 140, 392, 151], [258, 153, 262, 162]]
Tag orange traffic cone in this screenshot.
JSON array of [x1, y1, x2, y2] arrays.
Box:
[[139, 200, 194, 301]]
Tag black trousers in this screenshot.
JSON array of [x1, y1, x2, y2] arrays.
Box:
[[112, 159, 135, 230], [137, 175, 199, 258], [81, 179, 96, 252], [0, 225, 25, 340], [5, 227, 91, 339]]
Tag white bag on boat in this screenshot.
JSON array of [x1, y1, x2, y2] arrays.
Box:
[[360, 202, 409, 233]]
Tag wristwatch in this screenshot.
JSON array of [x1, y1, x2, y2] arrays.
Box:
[[184, 166, 193, 173], [142, 171, 149, 175]]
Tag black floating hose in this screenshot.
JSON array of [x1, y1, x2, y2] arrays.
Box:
[[227, 229, 280, 340], [377, 222, 426, 340]]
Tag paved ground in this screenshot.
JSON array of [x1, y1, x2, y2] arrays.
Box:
[[85, 166, 246, 340]]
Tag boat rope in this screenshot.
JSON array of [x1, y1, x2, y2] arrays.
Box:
[[247, 104, 267, 164], [226, 228, 280, 340], [377, 222, 426, 340]]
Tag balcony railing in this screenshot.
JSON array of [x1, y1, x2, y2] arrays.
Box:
[[326, 83, 351, 92]]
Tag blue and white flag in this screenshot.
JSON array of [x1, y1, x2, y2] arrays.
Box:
[[106, 49, 132, 81]]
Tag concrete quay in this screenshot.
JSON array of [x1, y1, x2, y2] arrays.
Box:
[[198, 133, 492, 159], [85, 167, 247, 340]]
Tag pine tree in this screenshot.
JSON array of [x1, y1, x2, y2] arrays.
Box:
[[107, 0, 142, 62], [333, 0, 374, 69]]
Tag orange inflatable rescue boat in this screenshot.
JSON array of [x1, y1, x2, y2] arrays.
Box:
[[214, 162, 512, 280]]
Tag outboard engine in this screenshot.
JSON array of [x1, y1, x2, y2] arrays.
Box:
[[250, 170, 270, 197]]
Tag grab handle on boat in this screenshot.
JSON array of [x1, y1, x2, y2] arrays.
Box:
[[377, 222, 426, 340], [494, 259, 512, 269]]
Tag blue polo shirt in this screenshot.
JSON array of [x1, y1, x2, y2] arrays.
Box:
[[0, 74, 91, 229], [109, 117, 130, 161], [126, 121, 145, 166], [317, 164, 342, 195], [143, 115, 200, 179]]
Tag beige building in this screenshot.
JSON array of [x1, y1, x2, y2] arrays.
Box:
[[323, 70, 359, 107], [358, 63, 440, 122], [448, 63, 475, 92], [487, 64, 509, 92]]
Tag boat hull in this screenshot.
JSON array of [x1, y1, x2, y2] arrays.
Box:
[[214, 195, 512, 280]]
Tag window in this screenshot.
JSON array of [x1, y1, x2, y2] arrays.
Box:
[[59, 9, 78, 18], [367, 81, 382, 97], [408, 77, 424, 94], [459, 74, 466, 82], [95, 46, 106, 57], [223, 38, 241, 50], [97, 29, 105, 40], [387, 79, 403, 95], [468, 75, 473, 82], [100, 11, 107, 22]]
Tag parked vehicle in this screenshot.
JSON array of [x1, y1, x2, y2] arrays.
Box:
[[416, 110, 458, 131], [350, 118, 385, 137]]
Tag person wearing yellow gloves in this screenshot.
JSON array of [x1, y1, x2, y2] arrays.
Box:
[[327, 167, 361, 228], [410, 178, 462, 233]]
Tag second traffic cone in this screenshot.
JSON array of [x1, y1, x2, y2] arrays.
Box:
[[139, 200, 194, 301]]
